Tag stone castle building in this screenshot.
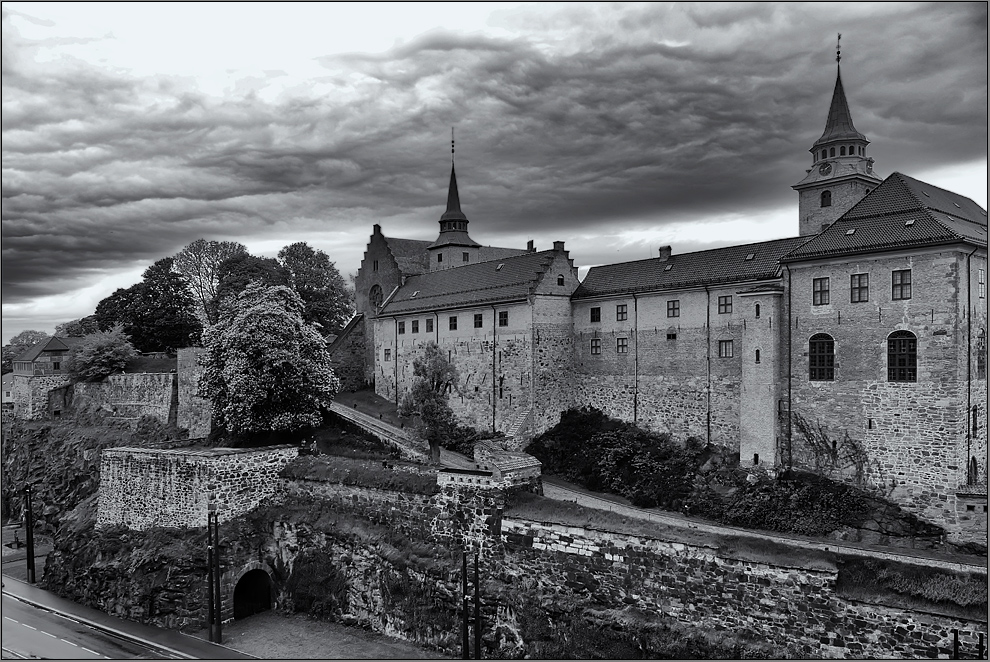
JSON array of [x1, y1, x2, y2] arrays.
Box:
[[335, 59, 988, 542]]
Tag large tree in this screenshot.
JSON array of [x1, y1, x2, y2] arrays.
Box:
[[398, 341, 459, 463], [200, 283, 340, 436], [211, 254, 290, 321], [172, 239, 248, 325], [54, 316, 101, 337], [65, 325, 138, 382], [277, 242, 354, 336], [94, 258, 202, 353], [1, 330, 50, 373]]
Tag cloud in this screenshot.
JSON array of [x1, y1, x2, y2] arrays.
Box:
[[2, 2, 986, 342]]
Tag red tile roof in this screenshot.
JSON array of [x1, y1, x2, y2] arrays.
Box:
[[783, 172, 987, 262], [573, 237, 809, 299], [380, 250, 558, 315]]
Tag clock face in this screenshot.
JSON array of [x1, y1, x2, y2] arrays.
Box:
[[819, 162, 833, 175]]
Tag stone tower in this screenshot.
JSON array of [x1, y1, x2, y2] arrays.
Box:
[[793, 46, 882, 236], [428, 163, 481, 271]]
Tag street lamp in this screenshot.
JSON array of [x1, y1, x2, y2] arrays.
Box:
[[206, 498, 222, 644], [23, 484, 35, 584]]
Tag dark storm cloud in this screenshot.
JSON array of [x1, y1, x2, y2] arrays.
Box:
[[2, 2, 986, 309]]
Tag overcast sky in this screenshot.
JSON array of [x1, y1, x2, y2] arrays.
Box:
[[2, 2, 987, 343]]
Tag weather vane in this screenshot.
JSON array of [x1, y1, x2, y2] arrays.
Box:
[[836, 33, 841, 64], [451, 127, 455, 163]]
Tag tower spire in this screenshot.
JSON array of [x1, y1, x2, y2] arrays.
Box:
[[441, 129, 467, 223], [812, 36, 866, 149]]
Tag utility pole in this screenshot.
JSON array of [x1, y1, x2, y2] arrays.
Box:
[[461, 551, 469, 659], [474, 553, 482, 660], [210, 508, 223, 644], [207, 507, 215, 642], [24, 485, 35, 584]]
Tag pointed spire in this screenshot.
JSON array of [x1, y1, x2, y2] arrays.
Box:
[[440, 162, 467, 222], [813, 35, 867, 149]]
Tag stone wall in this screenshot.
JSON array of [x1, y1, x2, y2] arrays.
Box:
[[97, 445, 297, 530], [327, 316, 369, 392], [72, 373, 175, 423], [176, 347, 211, 439], [12, 374, 69, 420]]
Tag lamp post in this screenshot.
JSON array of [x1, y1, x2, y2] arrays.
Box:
[[206, 499, 222, 644], [23, 485, 35, 584]]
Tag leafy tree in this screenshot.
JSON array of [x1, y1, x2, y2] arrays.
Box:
[[211, 254, 290, 321], [398, 342, 459, 463], [200, 283, 339, 436], [65, 325, 138, 382], [54, 316, 100, 337], [2, 330, 50, 373], [172, 239, 248, 325], [94, 259, 202, 353], [277, 242, 354, 336]]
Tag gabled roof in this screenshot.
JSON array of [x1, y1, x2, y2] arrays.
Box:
[[383, 236, 431, 275], [812, 65, 867, 149], [573, 237, 810, 299], [783, 172, 988, 262], [380, 250, 558, 315], [327, 313, 364, 355], [14, 336, 85, 362]]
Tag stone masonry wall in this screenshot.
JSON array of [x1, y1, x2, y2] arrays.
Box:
[[12, 374, 69, 420], [97, 445, 297, 530], [327, 317, 369, 392], [72, 373, 174, 423], [499, 518, 989, 659], [176, 347, 211, 439]]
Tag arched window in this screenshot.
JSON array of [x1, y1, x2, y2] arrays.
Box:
[[821, 190, 832, 207], [753, 453, 760, 465], [755, 303, 761, 318], [369, 284, 383, 310], [830, 147, 835, 157], [821, 150, 827, 161], [969, 457, 979, 486], [840, 146, 846, 156], [809, 333, 835, 381], [887, 330, 917, 382], [557, 274, 565, 286]]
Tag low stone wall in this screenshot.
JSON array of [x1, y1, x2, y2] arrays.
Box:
[[97, 445, 297, 530], [73, 373, 175, 423], [499, 518, 989, 659]]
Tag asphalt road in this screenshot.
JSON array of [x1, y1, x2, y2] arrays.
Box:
[[1, 592, 176, 660]]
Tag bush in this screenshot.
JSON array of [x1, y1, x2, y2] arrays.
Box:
[[280, 455, 439, 495], [65, 325, 138, 382]]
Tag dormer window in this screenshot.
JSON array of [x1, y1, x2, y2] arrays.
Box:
[[745, 253, 755, 261], [496, 264, 504, 271], [821, 190, 832, 207], [557, 275, 565, 286]]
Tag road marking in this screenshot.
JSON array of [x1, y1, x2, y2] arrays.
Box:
[[41, 630, 57, 638], [3, 616, 19, 623], [23, 623, 37, 630], [63, 639, 79, 646]]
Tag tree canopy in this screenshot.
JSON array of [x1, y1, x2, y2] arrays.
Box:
[[211, 254, 290, 321], [200, 283, 340, 436], [172, 239, 248, 325], [277, 242, 354, 336], [94, 258, 202, 353], [65, 325, 138, 382], [398, 342, 459, 462], [54, 316, 100, 337]]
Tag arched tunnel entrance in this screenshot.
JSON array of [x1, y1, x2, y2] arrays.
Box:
[[233, 568, 273, 620]]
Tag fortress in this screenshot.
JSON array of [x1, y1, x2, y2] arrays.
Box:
[[336, 59, 988, 542]]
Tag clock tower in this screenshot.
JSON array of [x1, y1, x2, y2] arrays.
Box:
[[793, 39, 882, 236]]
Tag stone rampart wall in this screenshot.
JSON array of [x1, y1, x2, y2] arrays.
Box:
[[12, 374, 69, 420], [176, 347, 211, 439], [97, 445, 297, 530], [73, 373, 175, 423]]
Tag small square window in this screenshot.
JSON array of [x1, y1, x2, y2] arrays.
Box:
[[411, 320, 419, 333], [398, 321, 405, 334], [498, 311, 508, 327], [616, 304, 628, 321], [718, 296, 732, 314], [449, 316, 457, 331], [666, 332, 677, 340], [590, 307, 601, 323], [462, 252, 470, 262], [474, 314, 483, 329], [813, 277, 830, 305], [426, 318, 434, 333], [590, 338, 601, 355], [616, 337, 628, 353], [667, 300, 680, 318], [718, 340, 733, 358], [892, 269, 912, 300], [384, 349, 392, 362]]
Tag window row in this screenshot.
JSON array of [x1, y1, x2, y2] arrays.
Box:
[[589, 296, 733, 322], [808, 331, 919, 382], [437, 251, 473, 263], [817, 145, 865, 161], [587, 337, 737, 358], [397, 312, 509, 334], [812, 270, 912, 305]]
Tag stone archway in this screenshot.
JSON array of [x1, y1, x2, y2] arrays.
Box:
[[231, 562, 275, 620]]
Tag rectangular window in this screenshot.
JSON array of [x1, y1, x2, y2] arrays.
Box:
[[616, 304, 628, 321], [979, 268, 985, 299], [437, 253, 443, 263], [498, 311, 509, 327], [590, 338, 601, 355], [718, 340, 734, 358], [666, 332, 677, 340], [449, 316, 457, 331], [590, 307, 601, 323], [616, 337, 628, 353], [462, 252, 470, 262], [411, 320, 419, 333], [426, 318, 434, 333], [52, 362, 60, 371], [718, 296, 732, 314], [373, 260, 379, 272], [667, 300, 680, 317], [892, 269, 912, 300], [384, 349, 392, 362], [813, 277, 830, 305], [397, 321, 405, 334], [474, 314, 483, 329], [850, 273, 869, 303]]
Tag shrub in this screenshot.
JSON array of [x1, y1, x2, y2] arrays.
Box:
[[280, 455, 439, 495], [65, 325, 138, 382]]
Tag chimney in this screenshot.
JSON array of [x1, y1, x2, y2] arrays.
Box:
[[658, 245, 672, 261], [553, 241, 565, 252], [526, 239, 535, 252], [373, 223, 381, 234]]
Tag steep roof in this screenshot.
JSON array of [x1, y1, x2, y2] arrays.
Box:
[[380, 250, 558, 315], [573, 236, 810, 299], [383, 236, 431, 275], [327, 313, 364, 356], [14, 336, 85, 362], [812, 65, 867, 149], [783, 172, 988, 262]]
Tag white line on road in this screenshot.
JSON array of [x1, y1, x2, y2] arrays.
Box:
[[3, 616, 19, 623], [41, 630, 57, 638], [23, 623, 36, 630], [63, 639, 79, 646]]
